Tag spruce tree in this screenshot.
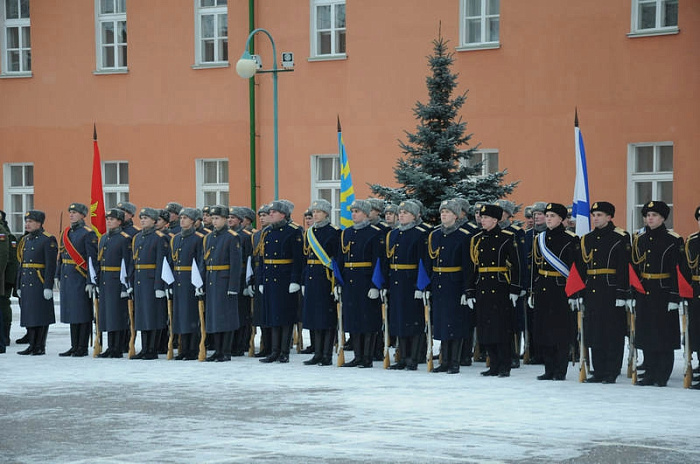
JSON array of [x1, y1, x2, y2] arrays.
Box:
[[370, 33, 518, 224]]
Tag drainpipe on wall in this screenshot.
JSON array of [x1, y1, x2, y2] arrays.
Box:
[[248, 0, 257, 215]]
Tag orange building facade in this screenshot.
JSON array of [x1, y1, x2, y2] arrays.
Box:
[[1, 0, 698, 237]]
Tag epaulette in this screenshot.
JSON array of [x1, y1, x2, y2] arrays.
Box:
[[688, 231, 700, 240], [502, 229, 514, 235], [416, 225, 426, 233], [121, 231, 131, 238], [331, 224, 340, 230], [289, 222, 300, 230], [458, 228, 470, 236], [668, 230, 681, 239], [241, 229, 253, 236], [510, 224, 522, 231], [156, 230, 165, 238], [83, 226, 93, 232], [228, 229, 239, 237], [614, 227, 627, 236], [42, 231, 54, 238], [565, 230, 578, 238], [371, 225, 382, 231], [195, 231, 205, 238]]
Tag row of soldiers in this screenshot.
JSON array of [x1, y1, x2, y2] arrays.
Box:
[[5, 197, 700, 389]]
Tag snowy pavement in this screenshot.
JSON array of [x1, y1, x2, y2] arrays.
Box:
[[2, 301, 700, 464]]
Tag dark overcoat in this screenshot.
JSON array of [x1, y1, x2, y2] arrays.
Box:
[[18, 229, 58, 327]]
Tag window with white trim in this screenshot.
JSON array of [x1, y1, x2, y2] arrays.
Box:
[[311, 155, 340, 225], [461, 149, 499, 176], [627, 143, 673, 231], [196, 159, 229, 207], [459, 0, 500, 49], [311, 0, 346, 58], [630, 0, 678, 35], [103, 161, 129, 210], [3, 163, 33, 235], [1, 0, 31, 75], [195, 0, 228, 66], [95, 0, 127, 72]]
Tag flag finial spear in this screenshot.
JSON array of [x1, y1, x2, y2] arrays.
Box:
[[574, 107, 579, 128], [337, 115, 341, 132], [93, 123, 97, 141]]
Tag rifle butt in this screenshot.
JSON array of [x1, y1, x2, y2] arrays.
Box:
[[198, 300, 206, 361], [383, 353, 389, 369], [248, 326, 256, 357], [627, 362, 633, 379], [579, 361, 587, 383], [684, 368, 692, 389], [427, 357, 433, 373], [337, 347, 345, 367], [167, 301, 174, 360], [632, 370, 637, 385], [93, 298, 101, 357]]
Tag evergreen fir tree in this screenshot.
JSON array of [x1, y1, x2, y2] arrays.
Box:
[[370, 33, 518, 224]]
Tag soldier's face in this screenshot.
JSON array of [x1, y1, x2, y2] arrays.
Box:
[[481, 215, 498, 231], [440, 209, 457, 227], [385, 212, 397, 224], [211, 215, 227, 229], [24, 218, 41, 233], [398, 210, 415, 225], [545, 212, 563, 229], [533, 211, 545, 225], [140, 216, 156, 229], [268, 210, 285, 223], [645, 212, 664, 230], [106, 217, 121, 230], [202, 213, 212, 226], [68, 210, 84, 223], [591, 211, 611, 229], [369, 209, 380, 221], [258, 213, 269, 225], [312, 210, 327, 223], [351, 209, 367, 224], [180, 216, 194, 229], [228, 216, 241, 228], [525, 217, 534, 228]]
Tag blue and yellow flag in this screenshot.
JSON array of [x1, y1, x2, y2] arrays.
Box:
[[338, 116, 355, 229]]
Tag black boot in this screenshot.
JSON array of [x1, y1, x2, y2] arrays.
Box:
[[255, 327, 272, 357], [406, 335, 422, 371], [342, 333, 363, 367], [144, 330, 158, 359], [110, 331, 123, 358], [278, 325, 293, 363], [359, 333, 376, 368], [17, 328, 36, 355], [176, 334, 190, 360], [132, 332, 147, 359], [16, 330, 30, 345], [31, 326, 48, 355], [60, 324, 79, 357], [260, 327, 281, 363], [218, 331, 233, 362], [72, 322, 90, 357], [434, 341, 451, 372], [390, 336, 409, 370], [98, 332, 114, 358], [301, 330, 315, 354], [319, 329, 334, 365], [447, 340, 464, 374], [304, 330, 324, 365], [206, 333, 222, 362]]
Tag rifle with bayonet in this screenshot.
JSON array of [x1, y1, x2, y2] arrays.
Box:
[[627, 299, 637, 384], [424, 297, 433, 372], [577, 299, 588, 382], [683, 300, 692, 388]]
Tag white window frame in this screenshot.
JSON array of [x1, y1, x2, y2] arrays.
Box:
[[3, 162, 34, 235], [626, 142, 674, 231], [196, 159, 229, 208], [102, 160, 129, 210], [94, 0, 127, 74], [460, 149, 499, 176], [310, 155, 341, 225], [193, 0, 229, 69], [629, 0, 679, 37], [0, 0, 31, 77], [457, 0, 500, 51], [309, 0, 346, 61]]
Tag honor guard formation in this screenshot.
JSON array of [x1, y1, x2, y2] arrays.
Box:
[[2, 198, 700, 389]]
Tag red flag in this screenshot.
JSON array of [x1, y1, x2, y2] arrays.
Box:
[[565, 263, 586, 297], [677, 264, 693, 299], [90, 124, 107, 236], [628, 263, 645, 294]]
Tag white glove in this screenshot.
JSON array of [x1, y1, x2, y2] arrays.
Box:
[[289, 283, 301, 293], [16, 289, 21, 298], [195, 287, 205, 297], [120, 291, 128, 298], [422, 291, 431, 306], [155, 290, 167, 299], [258, 285, 264, 294], [85, 284, 95, 299], [167, 288, 173, 298], [95, 286, 99, 296], [615, 299, 625, 307], [380, 288, 388, 303], [301, 286, 305, 296], [679, 302, 686, 316], [509, 293, 518, 307], [126, 287, 134, 296], [528, 295, 534, 309], [54, 277, 60, 292], [242, 286, 253, 297], [568, 299, 577, 311], [667, 302, 679, 312], [368, 288, 380, 299], [333, 286, 341, 302], [414, 290, 423, 300], [466, 297, 475, 309], [519, 289, 526, 297], [227, 291, 237, 296], [43, 288, 53, 300]]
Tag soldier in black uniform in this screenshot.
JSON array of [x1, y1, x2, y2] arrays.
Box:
[[259, 200, 304, 364], [251, 204, 272, 357], [56, 203, 98, 357], [165, 202, 183, 235], [201, 206, 213, 232], [301, 199, 340, 366], [633, 201, 682, 387], [170, 207, 205, 360], [0, 210, 18, 351], [384, 203, 399, 229], [684, 206, 700, 387], [531, 203, 583, 380], [523, 201, 548, 364], [96, 208, 133, 358], [336, 199, 384, 368], [466, 204, 522, 377], [454, 197, 478, 367], [16, 210, 58, 356], [116, 201, 138, 353], [580, 201, 631, 384], [228, 206, 254, 356]]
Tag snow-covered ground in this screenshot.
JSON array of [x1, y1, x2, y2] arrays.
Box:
[[2, 300, 700, 464]]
